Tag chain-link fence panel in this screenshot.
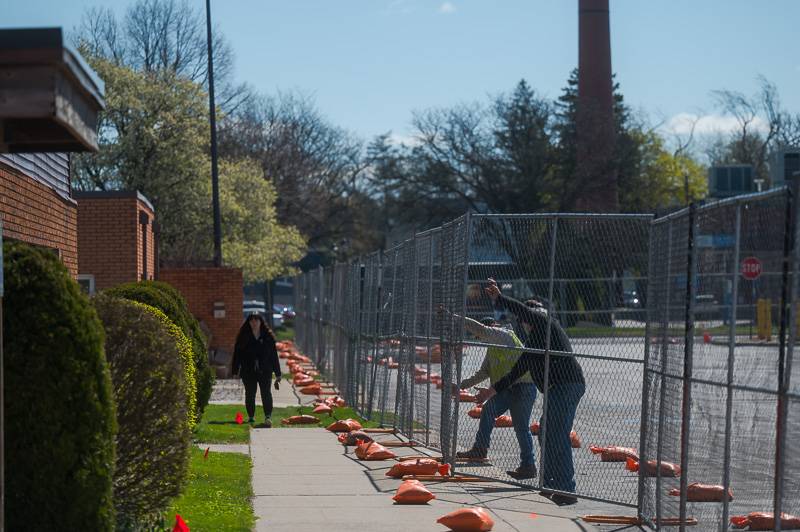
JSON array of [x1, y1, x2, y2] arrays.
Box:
[[641, 188, 797, 530], [437, 214, 471, 465], [455, 214, 651, 507]]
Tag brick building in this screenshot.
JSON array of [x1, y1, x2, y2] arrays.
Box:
[[0, 153, 78, 275], [160, 267, 244, 376], [74, 191, 157, 292], [1, 28, 105, 275]]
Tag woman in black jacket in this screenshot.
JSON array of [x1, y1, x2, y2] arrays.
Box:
[[232, 313, 282, 426]]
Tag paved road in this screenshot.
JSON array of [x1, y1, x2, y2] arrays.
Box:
[[348, 337, 797, 529]]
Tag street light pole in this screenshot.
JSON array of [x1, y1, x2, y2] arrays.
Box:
[[205, 0, 222, 267]]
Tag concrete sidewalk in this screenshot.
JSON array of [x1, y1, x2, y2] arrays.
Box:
[[209, 359, 318, 408], [250, 427, 600, 532]]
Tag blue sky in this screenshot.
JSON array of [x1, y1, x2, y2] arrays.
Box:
[[4, 0, 798, 144]]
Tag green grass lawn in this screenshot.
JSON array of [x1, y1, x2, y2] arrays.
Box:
[[194, 403, 380, 444], [166, 447, 255, 532], [274, 325, 295, 342]]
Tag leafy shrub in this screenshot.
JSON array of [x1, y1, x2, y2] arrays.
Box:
[[105, 280, 214, 414], [93, 294, 191, 528], [3, 241, 116, 530], [132, 301, 198, 428]]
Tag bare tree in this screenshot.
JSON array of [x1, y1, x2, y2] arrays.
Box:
[[74, 0, 250, 112], [218, 92, 377, 258], [710, 77, 793, 185]]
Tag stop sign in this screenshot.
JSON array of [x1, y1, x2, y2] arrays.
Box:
[[741, 256, 762, 280]]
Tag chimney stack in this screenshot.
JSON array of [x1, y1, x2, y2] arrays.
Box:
[[576, 0, 618, 212]]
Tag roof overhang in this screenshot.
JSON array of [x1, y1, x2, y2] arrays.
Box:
[[0, 27, 105, 153]]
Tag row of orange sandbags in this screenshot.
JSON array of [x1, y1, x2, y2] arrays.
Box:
[[329, 422, 495, 532]]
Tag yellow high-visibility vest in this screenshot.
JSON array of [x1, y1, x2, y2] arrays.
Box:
[[486, 331, 532, 385]]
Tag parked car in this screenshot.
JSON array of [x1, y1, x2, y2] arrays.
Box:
[[273, 304, 295, 325], [623, 289, 642, 308], [244, 300, 284, 328]]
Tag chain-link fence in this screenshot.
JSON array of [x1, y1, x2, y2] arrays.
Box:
[[640, 186, 800, 530], [293, 185, 799, 526]]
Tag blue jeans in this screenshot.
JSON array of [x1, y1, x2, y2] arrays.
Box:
[[474, 383, 537, 468], [539, 382, 585, 492]]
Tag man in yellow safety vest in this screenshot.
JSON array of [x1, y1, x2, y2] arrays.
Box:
[[452, 313, 538, 480]]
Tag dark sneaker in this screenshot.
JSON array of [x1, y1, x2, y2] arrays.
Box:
[[507, 465, 537, 480], [455, 447, 488, 460], [550, 493, 579, 506], [263, 418, 272, 428], [247, 417, 255, 424]]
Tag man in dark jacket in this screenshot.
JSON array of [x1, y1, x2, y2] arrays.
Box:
[[476, 278, 585, 506]]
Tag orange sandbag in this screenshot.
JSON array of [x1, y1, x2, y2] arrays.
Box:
[[326, 418, 363, 432], [313, 404, 332, 414], [279, 352, 290, 359], [467, 405, 483, 419], [626, 457, 680, 477], [388, 361, 399, 369], [325, 396, 346, 407], [570, 430, 582, 448], [393, 479, 436, 504], [669, 483, 732, 502], [415, 374, 431, 384], [589, 445, 639, 462], [530, 421, 540, 435], [294, 376, 316, 387], [494, 415, 513, 428], [280, 415, 319, 425], [386, 458, 440, 478], [731, 512, 800, 530], [436, 507, 494, 532], [337, 430, 374, 445], [355, 440, 396, 461], [300, 383, 322, 395], [414, 366, 428, 376], [459, 390, 476, 402]]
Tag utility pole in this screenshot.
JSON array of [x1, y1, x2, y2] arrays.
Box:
[[205, 0, 222, 267]]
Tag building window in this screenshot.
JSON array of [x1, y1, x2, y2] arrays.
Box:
[[77, 274, 95, 295]]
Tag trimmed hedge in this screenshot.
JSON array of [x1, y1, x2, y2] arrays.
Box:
[[3, 241, 116, 530], [105, 281, 214, 415], [133, 301, 198, 428], [93, 295, 191, 528]]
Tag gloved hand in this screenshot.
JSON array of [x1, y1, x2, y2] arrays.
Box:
[[274, 379, 280, 390]]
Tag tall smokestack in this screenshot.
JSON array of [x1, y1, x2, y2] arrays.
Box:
[[576, 0, 618, 212]]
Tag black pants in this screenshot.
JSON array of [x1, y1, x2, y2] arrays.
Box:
[[242, 372, 273, 420]]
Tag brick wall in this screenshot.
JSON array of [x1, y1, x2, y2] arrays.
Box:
[[76, 192, 156, 291], [159, 267, 244, 363], [0, 161, 78, 276]]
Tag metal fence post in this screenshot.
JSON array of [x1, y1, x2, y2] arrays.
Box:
[[654, 219, 675, 529], [367, 252, 383, 420], [637, 220, 655, 519], [722, 201, 742, 530], [774, 179, 798, 530], [425, 234, 435, 446], [678, 203, 697, 531], [451, 212, 472, 470], [537, 216, 559, 490], [409, 234, 419, 439]]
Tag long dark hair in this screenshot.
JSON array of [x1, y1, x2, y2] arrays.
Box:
[[235, 313, 276, 351]]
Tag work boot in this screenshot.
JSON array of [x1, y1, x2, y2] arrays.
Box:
[[247, 417, 255, 424], [550, 493, 579, 506], [263, 418, 272, 428], [455, 447, 487, 460], [506, 464, 537, 480]]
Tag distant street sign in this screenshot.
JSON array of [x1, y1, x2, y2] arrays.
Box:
[[741, 256, 763, 280]]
